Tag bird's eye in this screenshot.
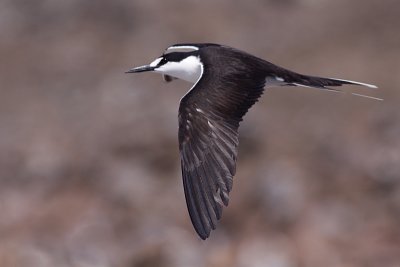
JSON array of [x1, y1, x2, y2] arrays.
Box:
[[160, 57, 168, 64]]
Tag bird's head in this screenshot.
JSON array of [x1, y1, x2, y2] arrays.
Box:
[[126, 44, 207, 83]]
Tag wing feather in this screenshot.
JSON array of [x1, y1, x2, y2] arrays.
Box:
[[178, 47, 267, 239], [175, 44, 379, 239]]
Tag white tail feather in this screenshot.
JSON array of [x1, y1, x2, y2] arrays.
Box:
[[291, 82, 383, 101], [291, 83, 342, 93], [328, 78, 378, 89], [351, 93, 383, 101]]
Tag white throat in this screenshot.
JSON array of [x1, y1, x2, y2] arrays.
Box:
[[154, 56, 202, 83]]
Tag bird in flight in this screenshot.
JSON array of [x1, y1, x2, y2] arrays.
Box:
[[126, 43, 378, 240]]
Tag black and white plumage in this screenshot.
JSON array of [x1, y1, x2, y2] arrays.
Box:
[[126, 43, 378, 240]]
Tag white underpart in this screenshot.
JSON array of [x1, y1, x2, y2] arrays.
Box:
[[179, 58, 204, 102], [155, 55, 202, 83], [166, 45, 199, 53]]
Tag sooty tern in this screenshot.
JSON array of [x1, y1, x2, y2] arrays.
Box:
[[126, 43, 379, 240]]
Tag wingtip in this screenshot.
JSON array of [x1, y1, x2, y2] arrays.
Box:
[[194, 226, 210, 240], [199, 233, 209, 240]]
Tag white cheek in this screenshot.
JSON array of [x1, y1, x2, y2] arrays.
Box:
[[155, 56, 202, 83]]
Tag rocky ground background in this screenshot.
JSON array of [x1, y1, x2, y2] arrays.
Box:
[[0, 0, 399, 266]]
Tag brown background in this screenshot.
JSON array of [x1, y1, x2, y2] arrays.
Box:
[[0, 0, 399, 266]]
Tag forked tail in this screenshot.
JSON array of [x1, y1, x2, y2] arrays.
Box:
[[289, 74, 382, 101]]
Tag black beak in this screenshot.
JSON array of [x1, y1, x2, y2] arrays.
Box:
[[125, 65, 155, 73]]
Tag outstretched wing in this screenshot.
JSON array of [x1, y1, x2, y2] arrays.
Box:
[[178, 60, 266, 239], [177, 44, 379, 239]]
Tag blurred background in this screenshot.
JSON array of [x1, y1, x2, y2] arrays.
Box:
[[0, 0, 399, 266]]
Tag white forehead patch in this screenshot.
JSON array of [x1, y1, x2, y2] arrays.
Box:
[[165, 45, 199, 53], [149, 57, 163, 67], [154, 55, 202, 83]]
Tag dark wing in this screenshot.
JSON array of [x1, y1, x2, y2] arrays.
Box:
[[178, 63, 266, 239]]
